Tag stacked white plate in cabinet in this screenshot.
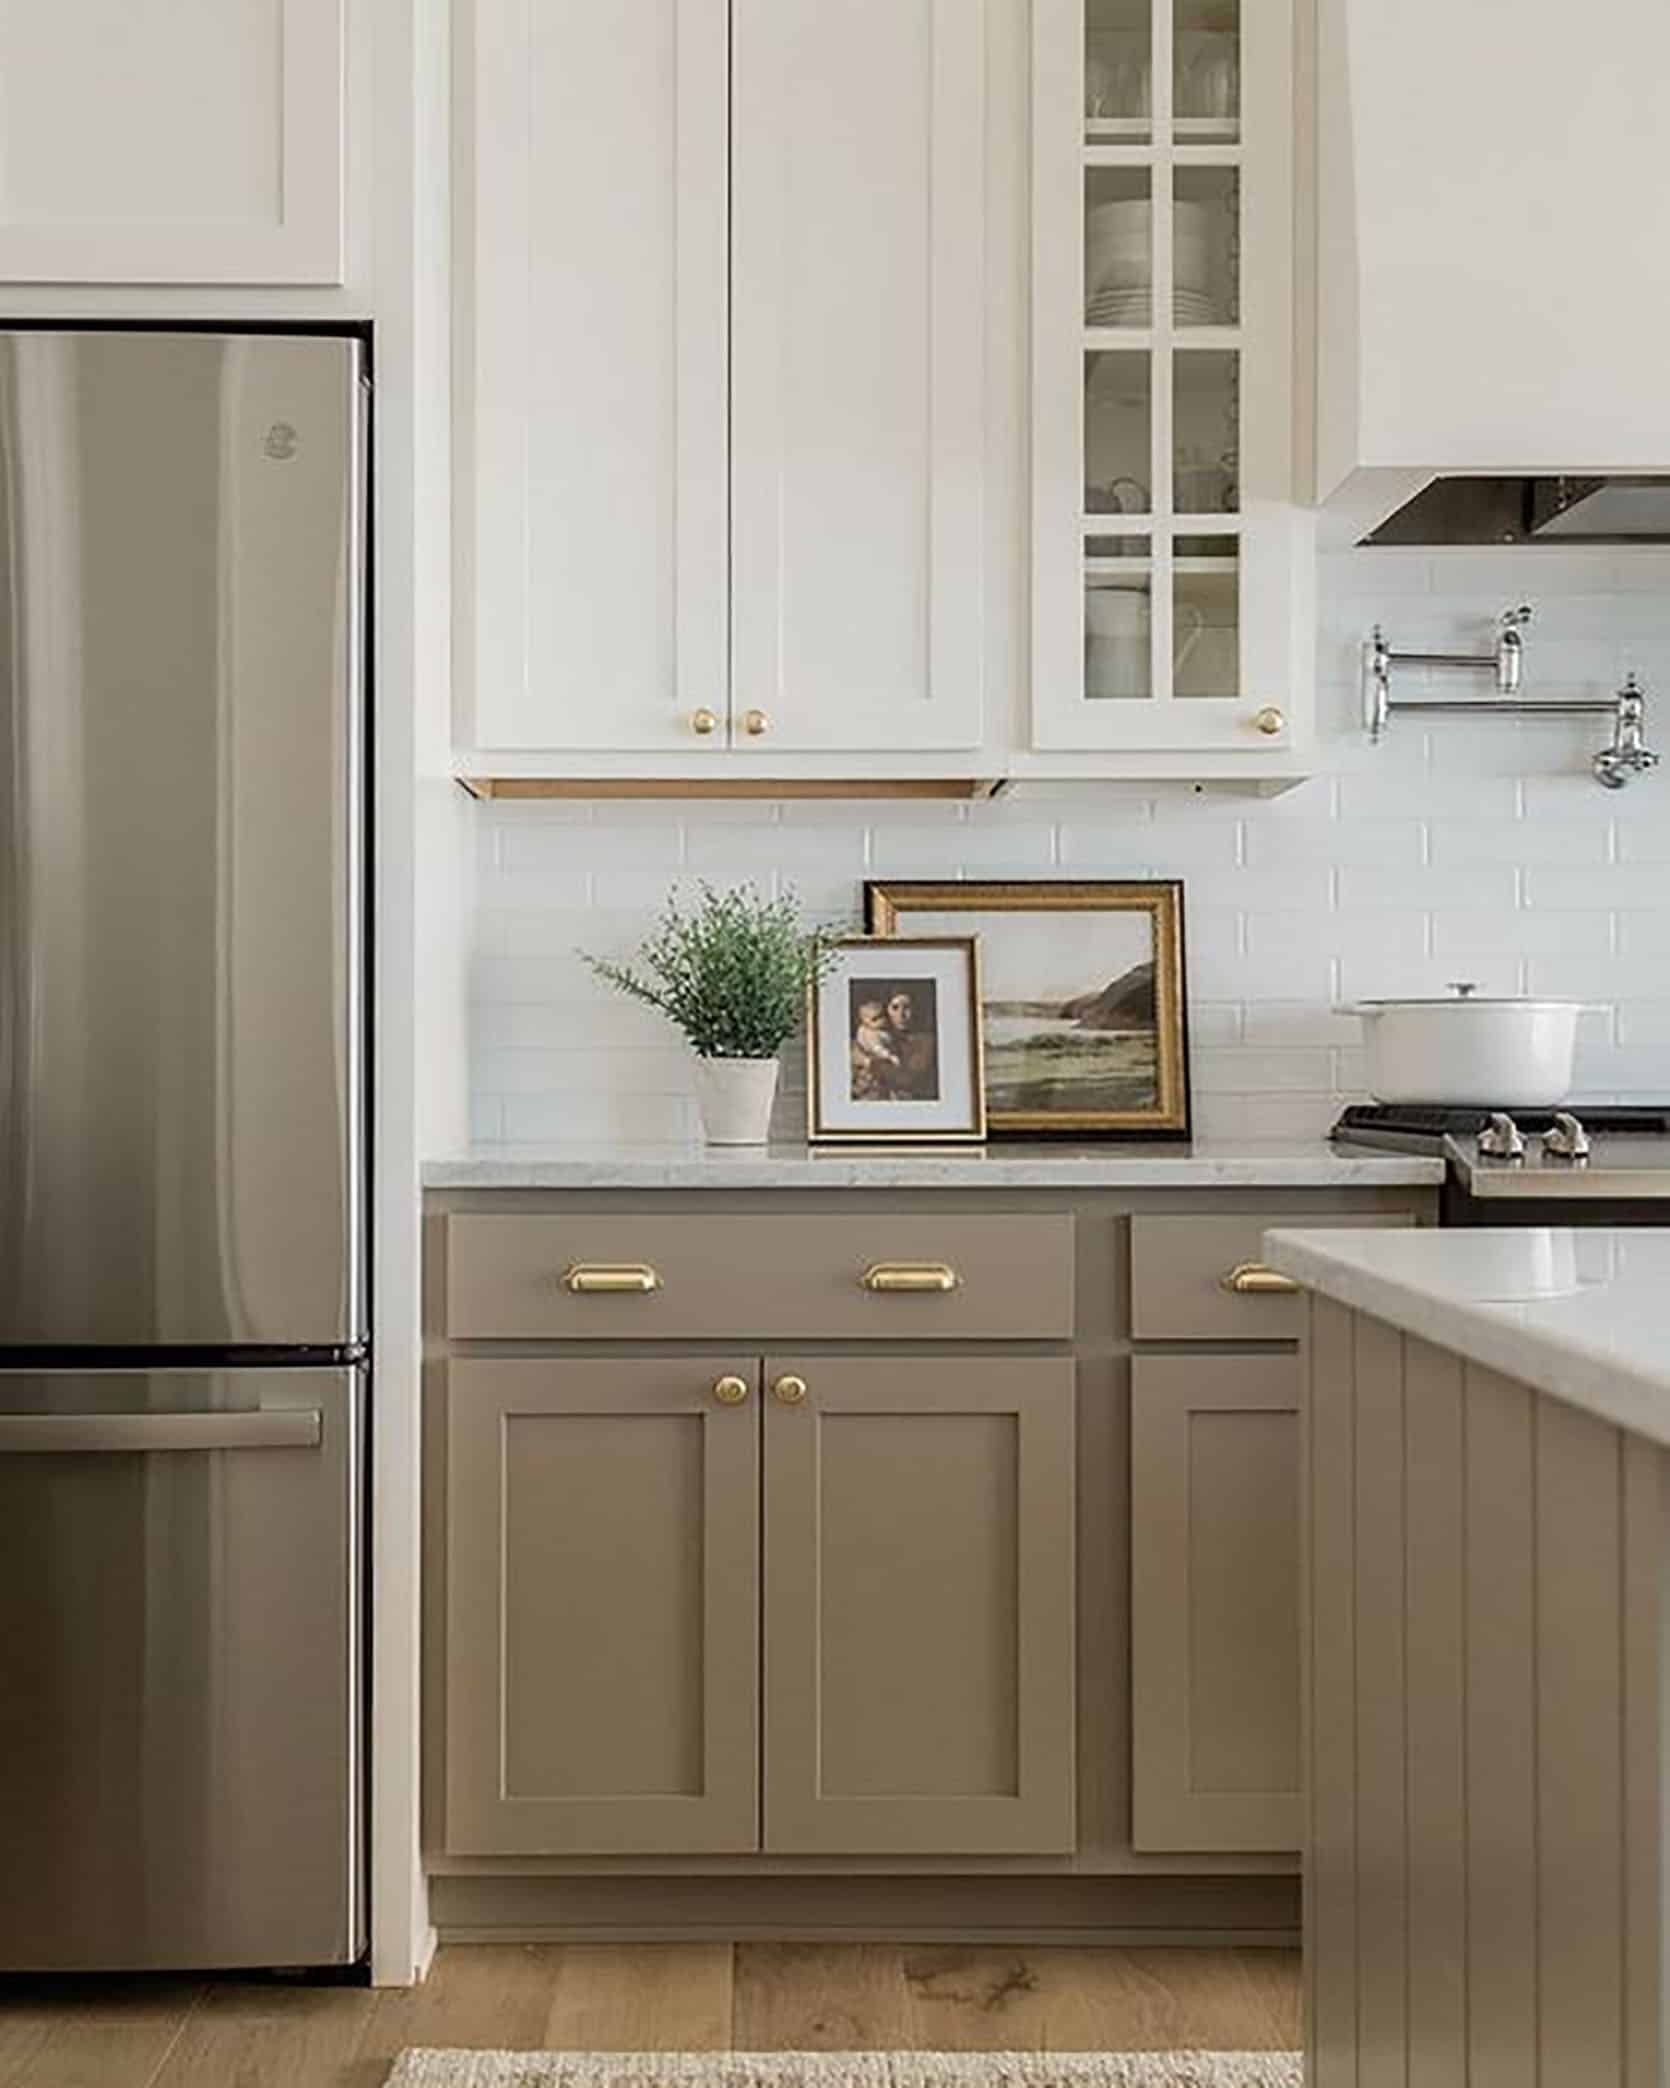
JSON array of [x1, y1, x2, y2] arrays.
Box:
[[1086, 288, 1226, 326], [1085, 198, 1217, 325], [1085, 199, 1150, 296]]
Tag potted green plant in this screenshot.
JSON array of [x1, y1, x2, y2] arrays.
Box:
[[582, 883, 835, 1145]]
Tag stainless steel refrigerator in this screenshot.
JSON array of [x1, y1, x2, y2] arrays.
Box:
[[0, 331, 368, 1972]]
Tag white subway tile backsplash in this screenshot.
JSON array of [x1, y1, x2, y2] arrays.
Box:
[[1245, 908, 1425, 964], [870, 821, 1056, 872], [685, 821, 870, 874], [1192, 1048, 1334, 1095], [1428, 821, 1610, 869], [1524, 867, 1666, 911], [1241, 1002, 1362, 1048], [1616, 824, 1670, 865], [1335, 866, 1519, 914], [1243, 818, 1421, 869], [498, 820, 685, 872], [1057, 819, 1240, 872], [1430, 909, 1605, 958], [1619, 1001, 1670, 1047], [467, 553, 1670, 1133]]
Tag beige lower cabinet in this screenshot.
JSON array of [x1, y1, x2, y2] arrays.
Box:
[[763, 1356, 1077, 1856], [445, 1357, 762, 1856], [1129, 1353, 1301, 1853], [444, 1351, 1076, 1860]]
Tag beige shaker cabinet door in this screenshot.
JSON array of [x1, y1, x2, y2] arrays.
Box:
[[763, 1356, 1076, 1855], [1130, 1354, 1301, 1853], [444, 1358, 760, 1856]]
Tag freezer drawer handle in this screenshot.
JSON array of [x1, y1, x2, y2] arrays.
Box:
[[0, 1411, 323, 1454]]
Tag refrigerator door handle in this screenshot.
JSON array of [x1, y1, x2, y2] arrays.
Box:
[[0, 1410, 323, 1454]]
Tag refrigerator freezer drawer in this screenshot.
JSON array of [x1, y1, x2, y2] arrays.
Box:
[[0, 1367, 364, 1972]]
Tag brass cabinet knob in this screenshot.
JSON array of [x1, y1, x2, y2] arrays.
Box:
[[742, 708, 770, 737], [771, 1374, 808, 1406], [1251, 706, 1286, 737], [1221, 1261, 1301, 1297], [691, 707, 720, 737], [712, 1375, 751, 1406]]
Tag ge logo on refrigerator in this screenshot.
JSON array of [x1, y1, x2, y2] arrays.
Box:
[[263, 421, 299, 461]]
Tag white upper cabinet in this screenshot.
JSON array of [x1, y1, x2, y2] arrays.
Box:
[[0, 0, 345, 285], [1316, 0, 1670, 541], [729, 0, 986, 755], [457, 0, 985, 764], [1030, 0, 1309, 759], [456, 0, 728, 754]]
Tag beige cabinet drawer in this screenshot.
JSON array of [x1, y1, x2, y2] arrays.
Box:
[[447, 1213, 1074, 1341], [1129, 1212, 1418, 1341]]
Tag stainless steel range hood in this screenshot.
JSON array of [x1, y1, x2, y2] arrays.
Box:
[[1362, 476, 1670, 548]]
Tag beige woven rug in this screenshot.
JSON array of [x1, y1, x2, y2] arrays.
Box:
[[386, 2054, 1302, 2087]]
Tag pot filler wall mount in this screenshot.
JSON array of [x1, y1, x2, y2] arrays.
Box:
[[1364, 604, 1659, 789]]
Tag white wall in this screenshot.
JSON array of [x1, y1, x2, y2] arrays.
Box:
[[467, 549, 1670, 1144]]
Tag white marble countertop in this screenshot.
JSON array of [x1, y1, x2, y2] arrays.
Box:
[[1264, 1226, 1670, 1447], [423, 1139, 1446, 1190]]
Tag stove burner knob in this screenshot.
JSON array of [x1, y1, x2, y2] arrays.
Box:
[[1478, 1112, 1527, 1161], [1543, 1111, 1592, 1163]]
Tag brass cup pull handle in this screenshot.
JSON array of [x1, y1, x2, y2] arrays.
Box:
[[860, 1262, 960, 1295], [561, 1262, 662, 1296], [1220, 1261, 1301, 1297], [712, 1375, 751, 1407], [771, 1374, 808, 1406]]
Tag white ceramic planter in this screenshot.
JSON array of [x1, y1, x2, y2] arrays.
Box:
[[1340, 991, 1589, 1107], [693, 1056, 780, 1146]]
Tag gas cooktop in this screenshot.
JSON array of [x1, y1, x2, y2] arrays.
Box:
[[1334, 1104, 1670, 1205], [1335, 1104, 1670, 1143]]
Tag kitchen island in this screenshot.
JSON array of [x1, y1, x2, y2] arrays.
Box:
[[1263, 1225, 1670, 2088]]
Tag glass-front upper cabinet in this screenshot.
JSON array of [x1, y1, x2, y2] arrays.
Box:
[[1031, 0, 1309, 755]]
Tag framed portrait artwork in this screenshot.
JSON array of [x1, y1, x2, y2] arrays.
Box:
[[807, 938, 987, 1144], [864, 881, 1190, 1140]]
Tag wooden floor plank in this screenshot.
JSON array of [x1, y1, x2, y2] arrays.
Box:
[[732, 1943, 915, 2051], [537, 1945, 733, 2053], [0, 1976, 202, 2088], [147, 1977, 377, 2088], [898, 1947, 1051, 2052], [351, 1947, 597, 2083], [1010, 1947, 1299, 2054], [0, 1940, 1303, 2081]]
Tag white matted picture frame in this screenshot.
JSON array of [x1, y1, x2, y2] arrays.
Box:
[[807, 938, 987, 1145]]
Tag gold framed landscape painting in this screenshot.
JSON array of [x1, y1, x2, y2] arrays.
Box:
[[864, 881, 1190, 1140]]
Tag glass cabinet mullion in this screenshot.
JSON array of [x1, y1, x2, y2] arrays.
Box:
[[1151, 0, 1175, 132]]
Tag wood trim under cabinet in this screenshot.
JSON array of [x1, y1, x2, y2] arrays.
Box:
[[458, 777, 995, 800]]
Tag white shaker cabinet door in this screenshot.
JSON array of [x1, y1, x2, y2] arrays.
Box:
[[729, 0, 986, 754], [457, 0, 728, 753], [0, 0, 344, 284]]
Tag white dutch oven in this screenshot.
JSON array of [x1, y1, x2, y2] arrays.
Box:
[[1340, 984, 1590, 1107]]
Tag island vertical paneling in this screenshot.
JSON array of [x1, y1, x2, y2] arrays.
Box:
[[1303, 1296, 1664, 2088]]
